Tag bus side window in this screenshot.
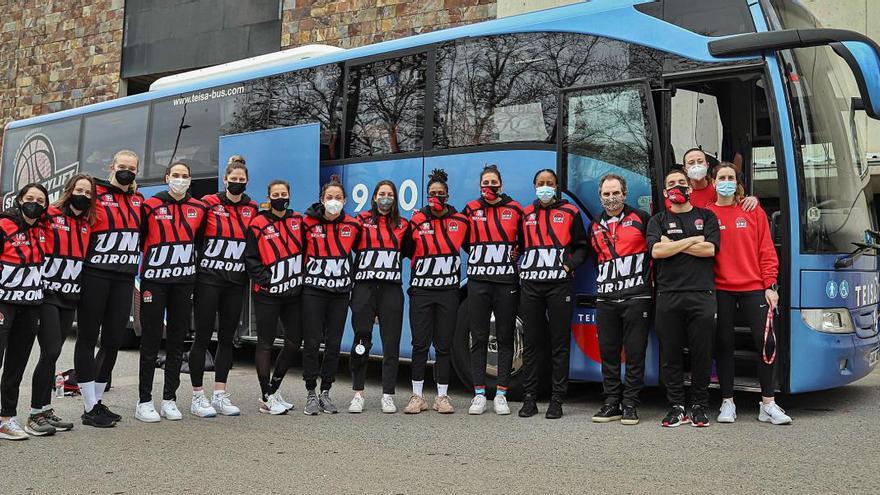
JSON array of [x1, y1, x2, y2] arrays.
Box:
[[81, 105, 149, 178]]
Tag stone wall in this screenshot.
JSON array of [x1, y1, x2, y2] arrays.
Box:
[[281, 0, 496, 49], [0, 0, 125, 155]]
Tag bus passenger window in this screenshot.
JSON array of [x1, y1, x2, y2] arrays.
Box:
[[345, 53, 427, 158], [81, 105, 149, 178]]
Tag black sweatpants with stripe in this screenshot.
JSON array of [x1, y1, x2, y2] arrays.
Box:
[[519, 280, 573, 398], [75, 269, 135, 384], [468, 280, 518, 390], [190, 281, 246, 388], [409, 287, 459, 385], [302, 287, 350, 391], [254, 294, 303, 398], [349, 281, 403, 395], [138, 281, 193, 403]]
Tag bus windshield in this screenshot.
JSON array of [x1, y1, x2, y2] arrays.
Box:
[[784, 44, 875, 253]]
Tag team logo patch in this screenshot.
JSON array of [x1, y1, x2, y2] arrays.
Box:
[[187, 208, 197, 219], [341, 226, 352, 237], [81, 226, 88, 233], [420, 222, 431, 231], [104, 194, 114, 202], [55, 216, 65, 225], [242, 209, 252, 217], [132, 200, 141, 207], [552, 213, 564, 223], [474, 210, 484, 217], [501, 209, 512, 220], [529, 213, 536, 221], [158, 207, 168, 215], [622, 219, 633, 227], [292, 223, 299, 230], [735, 217, 747, 229], [449, 221, 459, 232], [265, 225, 276, 234], [315, 225, 323, 234], [694, 219, 704, 231], [143, 290, 153, 303]]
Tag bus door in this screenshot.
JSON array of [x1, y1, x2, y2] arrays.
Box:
[[218, 123, 321, 342], [557, 80, 661, 385]]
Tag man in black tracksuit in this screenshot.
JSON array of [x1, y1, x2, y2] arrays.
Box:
[[588, 174, 652, 426], [646, 169, 720, 428]]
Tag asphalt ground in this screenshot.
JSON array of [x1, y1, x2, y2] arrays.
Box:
[[2, 338, 879, 494]]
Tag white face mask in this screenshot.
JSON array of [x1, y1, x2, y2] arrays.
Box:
[[687, 164, 708, 181], [169, 177, 190, 195], [324, 199, 344, 215]]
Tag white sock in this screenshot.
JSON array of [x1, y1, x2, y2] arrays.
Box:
[[80, 381, 97, 412], [30, 408, 42, 415], [94, 382, 106, 402], [193, 390, 205, 397], [213, 390, 225, 397], [437, 384, 448, 397], [42, 405, 52, 412], [412, 380, 424, 397], [383, 393, 393, 400]]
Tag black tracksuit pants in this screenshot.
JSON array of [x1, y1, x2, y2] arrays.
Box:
[[520, 280, 573, 398], [349, 281, 403, 395], [254, 294, 303, 398], [190, 281, 246, 388], [138, 281, 194, 403], [596, 297, 651, 407], [302, 288, 350, 392], [0, 303, 40, 417], [75, 269, 135, 384], [655, 290, 716, 408], [409, 287, 458, 385], [468, 280, 518, 390], [31, 302, 75, 409], [716, 289, 776, 397]]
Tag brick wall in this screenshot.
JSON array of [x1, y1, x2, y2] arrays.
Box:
[[0, 0, 125, 154], [281, 0, 497, 49]]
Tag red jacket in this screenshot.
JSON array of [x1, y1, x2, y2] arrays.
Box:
[[42, 205, 90, 306], [588, 205, 651, 299], [244, 210, 305, 298], [354, 210, 409, 283], [302, 204, 361, 293], [409, 206, 469, 289], [140, 192, 207, 284], [198, 192, 258, 285], [0, 211, 44, 305], [463, 196, 522, 284], [519, 199, 588, 282], [707, 203, 778, 292], [86, 179, 143, 276]]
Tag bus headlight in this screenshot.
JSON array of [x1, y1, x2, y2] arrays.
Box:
[[801, 308, 855, 334]]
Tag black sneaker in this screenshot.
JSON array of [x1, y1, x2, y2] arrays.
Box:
[[96, 401, 122, 423], [518, 394, 539, 418], [545, 396, 563, 420], [621, 406, 639, 425], [661, 405, 689, 428], [690, 405, 710, 427], [42, 409, 74, 432], [81, 407, 115, 428], [592, 403, 623, 423]]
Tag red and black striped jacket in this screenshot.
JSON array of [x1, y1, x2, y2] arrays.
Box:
[[464, 195, 522, 284], [85, 179, 143, 276], [409, 206, 469, 290], [588, 205, 651, 300], [198, 192, 258, 286], [42, 205, 90, 306], [0, 210, 44, 305], [303, 204, 361, 293], [244, 209, 305, 299], [519, 199, 589, 282], [354, 210, 410, 283], [140, 191, 207, 284]]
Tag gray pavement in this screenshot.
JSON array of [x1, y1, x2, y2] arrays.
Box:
[[3, 338, 879, 494]]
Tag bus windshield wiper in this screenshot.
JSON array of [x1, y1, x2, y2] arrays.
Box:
[[834, 230, 880, 269]]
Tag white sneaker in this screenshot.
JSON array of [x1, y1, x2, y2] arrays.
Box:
[[161, 400, 183, 421], [348, 394, 365, 414], [717, 399, 737, 423], [135, 402, 161, 423], [468, 395, 487, 415], [381, 394, 397, 414], [211, 392, 241, 416], [274, 391, 295, 411], [758, 401, 792, 425], [493, 394, 511, 415], [190, 393, 217, 418], [259, 393, 288, 415]]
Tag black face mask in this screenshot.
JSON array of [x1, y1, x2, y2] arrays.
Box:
[[69, 194, 91, 213], [270, 197, 289, 211], [20, 201, 45, 220], [115, 169, 136, 186], [227, 182, 246, 195]]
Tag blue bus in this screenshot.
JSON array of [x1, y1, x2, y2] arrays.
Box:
[[3, 0, 880, 395]]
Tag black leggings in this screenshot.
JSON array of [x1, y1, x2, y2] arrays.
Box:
[[254, 295, 303, 399], [75, 270, 134, 384], [0, 303, 40, 417], [468, 280, 518, 390], [301, 288, 350, 391], [716, 290, 776, 398], [349, 281, 403, 395], [519, 281, 572, 398], [138, 281, 193, 403], [190, 282, 245, 388], [32, 303, 75, 409], [409, 287, 458, 385]]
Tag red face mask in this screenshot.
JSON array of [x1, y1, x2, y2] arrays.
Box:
[[481, 186, 500, 201], [428, 195, 447, 212], [666, 185, 690, 205]]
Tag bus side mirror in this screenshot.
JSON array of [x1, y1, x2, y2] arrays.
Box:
[[831, 41, 880, 120]]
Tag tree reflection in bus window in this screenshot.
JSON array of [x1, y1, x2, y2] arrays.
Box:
[[345, 53, 427, 157], [81, 105, 149, 178]]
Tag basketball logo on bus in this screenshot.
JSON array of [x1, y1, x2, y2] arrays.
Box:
[[4, 132, 79, 209]]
